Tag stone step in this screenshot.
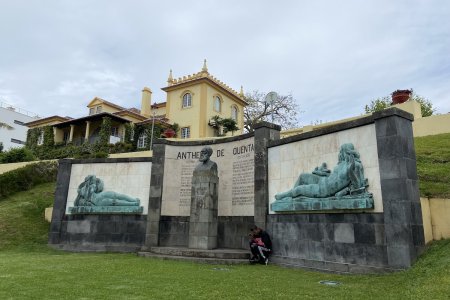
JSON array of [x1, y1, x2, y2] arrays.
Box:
[[145, 247, 250, 260], [137, 251, 250, 265]]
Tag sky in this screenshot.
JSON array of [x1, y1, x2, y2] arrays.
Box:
[[1, 0, 449, 126]]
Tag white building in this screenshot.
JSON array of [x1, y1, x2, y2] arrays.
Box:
[[0, 102, 40, 151]]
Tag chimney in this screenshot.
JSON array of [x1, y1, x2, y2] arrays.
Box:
[[391, 89, 412, 105], [141, 87, 152, 117]]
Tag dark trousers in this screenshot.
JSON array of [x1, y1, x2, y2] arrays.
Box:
[[250, 242, 271, 262]]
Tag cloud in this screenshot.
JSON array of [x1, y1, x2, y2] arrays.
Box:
[[48, 70, 133, 97], [0, 0, 449, 124]]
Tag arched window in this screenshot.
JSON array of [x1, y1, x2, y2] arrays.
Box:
[[231, 105, 238, 121], [182, 93, 192, 108], [137, 132, 147, 148], [214, 96, 221, 112]]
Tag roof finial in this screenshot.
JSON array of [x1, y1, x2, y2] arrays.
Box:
[[202, 59, 208, 73], [239, 85, 244, 98], [167, 69, 173, 85]]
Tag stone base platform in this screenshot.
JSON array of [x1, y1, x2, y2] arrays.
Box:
[[271, 195, 374, 212], [138, 247, 250, 264], [49, 243, 142, 253], [270, 255, 401, 274], [68, 206, 143, 214]]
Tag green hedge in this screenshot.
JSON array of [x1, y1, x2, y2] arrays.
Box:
[[0, 147, 36, 164], [0, 161, 58, 200]]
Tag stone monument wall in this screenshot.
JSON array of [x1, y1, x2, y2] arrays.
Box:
[[48, 109, 424, 273], [48, 158, 151, 252], [266, 108, 425, 272], [151, 133, 258, 249]]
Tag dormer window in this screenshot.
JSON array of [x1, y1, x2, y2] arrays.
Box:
[[182, 93, 192, 108], [96, 106, 102, 113], [89, 108, 94, 115], [214, 96, 221, 112]]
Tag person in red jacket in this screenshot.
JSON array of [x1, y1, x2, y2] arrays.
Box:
[[249, 225, 272, 265]]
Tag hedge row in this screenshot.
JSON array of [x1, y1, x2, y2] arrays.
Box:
[[0, 147, 36, 164], [0, 161, 58, 200]]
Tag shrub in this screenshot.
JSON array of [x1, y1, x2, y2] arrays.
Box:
[[109, 142, 133, 154], [0, 161, 58, 200], [0, 147, 36, 164]]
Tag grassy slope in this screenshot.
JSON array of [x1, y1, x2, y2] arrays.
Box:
[[415, 133, 450, 198], [0, 183, 449, 299], [0, 182, 55, 251]]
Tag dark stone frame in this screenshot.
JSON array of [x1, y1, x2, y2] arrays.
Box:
[[49, 157, 152, 252], [265, 108, 424, 272]]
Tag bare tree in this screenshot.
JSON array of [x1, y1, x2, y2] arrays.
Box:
[[243, 90, 300, 132]]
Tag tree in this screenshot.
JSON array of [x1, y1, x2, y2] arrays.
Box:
[[244, 90, 299, 132], [208, 116, 239, 136], [412, 94, 435, 117], [364, 93, 435, 117], [221, 118, 239, 135], [170, 123, 180, 138], [364, 96, 391, 114]]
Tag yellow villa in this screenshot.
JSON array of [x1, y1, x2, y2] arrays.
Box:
[[26, 60, 247, 148]]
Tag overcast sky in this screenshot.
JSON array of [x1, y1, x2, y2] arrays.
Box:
[[1, 1, 449, 126]]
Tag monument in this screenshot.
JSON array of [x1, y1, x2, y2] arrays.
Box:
[[271, 143, 374, 211], [188, 146, 219, 249], [68, 175, 143, 214]]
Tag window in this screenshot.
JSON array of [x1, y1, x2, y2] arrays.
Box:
[[13, 120, 25, 126], [231, 105, 238, 121], [137, 132, 147, 148], [214, 96, 221, 112], [182, 93, 192, 108], [181, 127, 190, 139], [37, 131, 44, 145], [63, 131, 69, 142], [111, 127, 119, 137], [89, 108, 94, 115], [96, 106, 102, 113], [11, 138, 25, 145]]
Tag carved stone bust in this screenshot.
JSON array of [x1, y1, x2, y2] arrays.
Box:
[[194, 146, 217, 175]]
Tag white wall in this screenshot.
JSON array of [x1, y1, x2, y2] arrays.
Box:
[[0, 106, 39, 150]]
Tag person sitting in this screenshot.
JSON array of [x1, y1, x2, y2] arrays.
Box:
[[249, 225, 272, 265]]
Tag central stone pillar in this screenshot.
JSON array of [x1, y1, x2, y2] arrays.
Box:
[[188, 146, 219, 250]]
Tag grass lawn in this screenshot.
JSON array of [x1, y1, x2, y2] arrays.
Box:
[[415, 133, 450, 198], [0, 240, 449, 300], [1, 183, 450, 299]]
